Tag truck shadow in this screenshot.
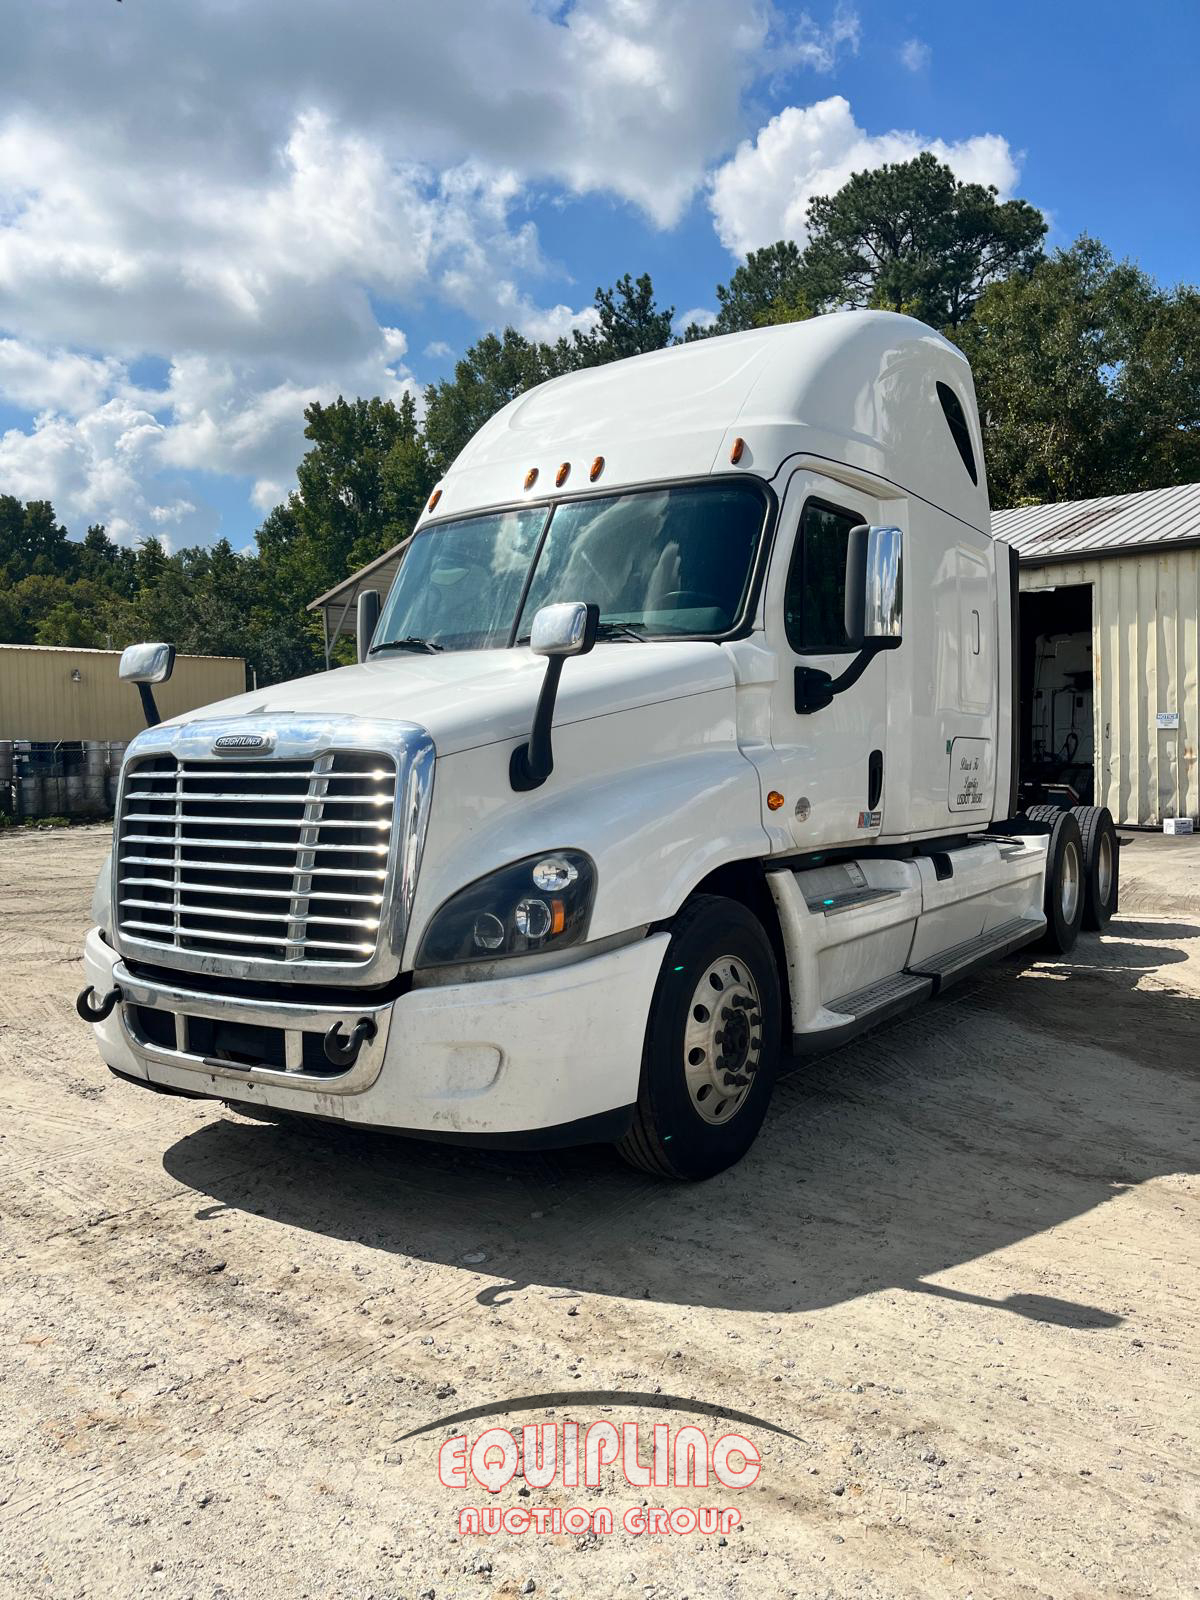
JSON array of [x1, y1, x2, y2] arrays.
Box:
[[161, 929, 1200, 1322]]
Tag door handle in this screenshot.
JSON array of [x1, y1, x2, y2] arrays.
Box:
[[868, 748, 883, 811]]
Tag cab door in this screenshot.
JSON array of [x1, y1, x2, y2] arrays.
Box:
[[768, 474, 892, 851]]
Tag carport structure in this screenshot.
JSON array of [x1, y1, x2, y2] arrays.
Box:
[[307, 536, 411, 668]]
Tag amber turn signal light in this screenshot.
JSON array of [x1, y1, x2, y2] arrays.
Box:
[[524, 467, 539, 490], [767, 790, 785, 811], [556, 462, 570, 487], [589, 455, 604, 482], [730, 437, 746, 464], [427, 487, 442, 512]]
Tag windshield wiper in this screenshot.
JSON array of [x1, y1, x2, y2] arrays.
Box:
[[593, 621, 650, 642], [370, 636, 444, 655]]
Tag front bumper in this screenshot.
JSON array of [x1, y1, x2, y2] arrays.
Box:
[[82, 928, 667, 1140]]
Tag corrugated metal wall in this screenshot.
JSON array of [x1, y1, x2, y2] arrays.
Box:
[[1021, 548, 1200, 825], [0, 646, 246, 742]]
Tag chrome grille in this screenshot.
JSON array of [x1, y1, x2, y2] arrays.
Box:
[[115, 752, 397, 966]]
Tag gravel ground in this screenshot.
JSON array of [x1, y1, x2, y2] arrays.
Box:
[[0, 823, 1197, 1599]]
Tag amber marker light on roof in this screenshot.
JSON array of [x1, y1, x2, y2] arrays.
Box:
[[730, 436, 746, 464], [427, 487, 442, 512], [589, 455, 605, 481], [524, 467, 539, 490], [767, 790, 785, 811], [556, 462, 570, 487]]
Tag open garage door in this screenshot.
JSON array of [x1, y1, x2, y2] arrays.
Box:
[[1019, 583, 1095, 806]]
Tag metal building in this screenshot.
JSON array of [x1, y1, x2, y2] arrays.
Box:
[[0, 643, 246, 743], [994, 481, 1200, 827]]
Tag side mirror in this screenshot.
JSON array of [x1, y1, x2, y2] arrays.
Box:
[[356, 589, 381, 664], [119, 642, 175, 684], [795, 528, 903, 716], [119, 641, 175, 728], [511, 601, 599, 791], [845, 525, 903, 645], [530, 600, 599, 658]]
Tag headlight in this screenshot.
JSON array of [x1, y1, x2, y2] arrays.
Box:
[[415, 851, 596, 969], [92, 850, 113, 936]]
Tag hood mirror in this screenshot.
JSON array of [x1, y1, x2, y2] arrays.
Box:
[[119, 641, 176, 727], [511, 601, 599, 791], [530, 600, 597, 658]]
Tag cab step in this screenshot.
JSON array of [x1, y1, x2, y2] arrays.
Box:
[[906, 915, 1044, 991], [791, 971, 932, 1058]]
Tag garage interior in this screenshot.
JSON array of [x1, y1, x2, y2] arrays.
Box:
[[1019, 583, 1095, 805]]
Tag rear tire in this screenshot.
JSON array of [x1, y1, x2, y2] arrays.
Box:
[[1027, 808, 1085, 953], [617, 895, 781, 1181], [1071, 805, 1119, 929]]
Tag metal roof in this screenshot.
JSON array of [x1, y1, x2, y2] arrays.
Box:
[[993, 480, 1200, 563], [0, 643, 240, 660]]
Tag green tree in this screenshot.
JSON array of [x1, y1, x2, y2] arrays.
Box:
[[570, 272, 675, 365], [423, 329, 563, 474], [689, 241, 813, 338], [800, 151, 1045, 328], [961, 237, 1200, 504]]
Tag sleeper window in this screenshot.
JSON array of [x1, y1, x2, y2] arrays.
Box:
[[784, 499, 861, 653], [937, 381, 979, 485]]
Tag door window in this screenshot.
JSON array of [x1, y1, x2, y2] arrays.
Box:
[[784, 498, 861, 653]]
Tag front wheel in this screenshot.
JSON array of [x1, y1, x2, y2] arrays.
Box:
[[617, 895, 781, 1180]]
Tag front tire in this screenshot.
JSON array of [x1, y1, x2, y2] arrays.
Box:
[[617, 895, 781, 1180]]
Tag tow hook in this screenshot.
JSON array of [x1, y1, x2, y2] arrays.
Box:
[[323, 1017, 378, 1068], [76, 985, 122, 1023]]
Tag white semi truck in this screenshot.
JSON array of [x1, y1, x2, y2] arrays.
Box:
[[78, 311, 1118, 1179]]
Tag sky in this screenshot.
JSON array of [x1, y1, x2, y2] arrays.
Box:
[[0, 0, 1196, 553]]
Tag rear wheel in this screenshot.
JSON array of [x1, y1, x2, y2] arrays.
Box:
[[1025, 807, 1085, 953], [1071, 805, 1119, 929], [617, 895, 781, 1180]]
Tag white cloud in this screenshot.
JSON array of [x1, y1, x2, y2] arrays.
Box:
[[423, 341, 454, 361], [0, 397, 209, 547], [0, 2, 865, 543], [899, 37, 931, 72], [0, 341, 125, 417], [674, 306, 718, 334], [709, 95, 1022, 258]]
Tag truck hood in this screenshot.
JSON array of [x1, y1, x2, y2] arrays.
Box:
[[163, 641, 736, 757]]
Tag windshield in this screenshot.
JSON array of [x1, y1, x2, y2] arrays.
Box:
[[372, 481, 767, 654]]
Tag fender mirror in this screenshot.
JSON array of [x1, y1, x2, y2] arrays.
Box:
[[119, 641, 175, 727], [356, 589, 381, 664], [511, 601, 600, 791]]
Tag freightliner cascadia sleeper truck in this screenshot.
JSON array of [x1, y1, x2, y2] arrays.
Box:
[[78, 311, 1118, 1179]]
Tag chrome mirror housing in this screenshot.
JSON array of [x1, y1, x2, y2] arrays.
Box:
[[356, 589, 381, 664], [530, 601, 598, 658], [844, 526, 903, 645], [863, 524, 903, 640], [119, 641, 176, 684]]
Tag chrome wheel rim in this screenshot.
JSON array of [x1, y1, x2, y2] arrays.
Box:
[[1096, 831, 1114, 905], [682, 956, 762, 1125], [1061, 838, 1082, 923]]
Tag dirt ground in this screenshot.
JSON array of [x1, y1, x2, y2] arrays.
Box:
[[0, 824, 1197, 1600]]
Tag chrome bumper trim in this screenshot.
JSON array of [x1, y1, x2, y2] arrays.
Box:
[[113, 960, 393, 1095]]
